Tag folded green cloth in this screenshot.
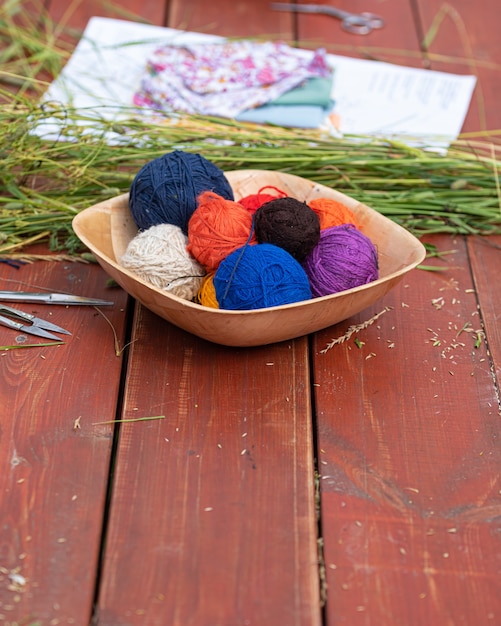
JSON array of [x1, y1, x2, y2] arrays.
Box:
[[270, 76, 334, 107], [236, 101, 335, 129], [236, 74, 335, 129]]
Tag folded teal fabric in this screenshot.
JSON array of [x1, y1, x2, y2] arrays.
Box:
[[235, 74, 334, 128], [270, 76, 333, 107], [236, 102, 334, 129]]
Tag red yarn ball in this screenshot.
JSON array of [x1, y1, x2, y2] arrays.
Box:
[[187, 191, 256, 272], [239, 185, 288, 214]]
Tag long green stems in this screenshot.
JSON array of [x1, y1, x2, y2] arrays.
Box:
[[1, 2, 501, 253]]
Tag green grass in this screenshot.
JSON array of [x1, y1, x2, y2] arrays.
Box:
[[1, 0, 501, 255]]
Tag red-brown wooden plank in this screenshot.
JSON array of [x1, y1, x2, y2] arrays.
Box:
[[8, 3, 500, 626], [169, 0, 295, 40], [45, 0, 167, 31], [0, 258, 129, 624], [415, 0, 501, 132], [295, 0, 424, 67], [96, 306, 321, 625], [468, 234, 501, 380], [72, 2, 320, 621], [312, 234, 501, 625]]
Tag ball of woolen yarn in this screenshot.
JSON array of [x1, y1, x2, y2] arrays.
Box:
[[253, 197, 320, 262], [214, 243, 312, 310], [120, 223, 205, 300], [308, 197, 360, 230], [187, 191, 256, 272], [129, 150, 234, 234], [302, 224, 379, 297], [196, 272, 219, 308], [239, 185, 288, 214]]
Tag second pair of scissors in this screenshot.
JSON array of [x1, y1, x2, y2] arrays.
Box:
[[271, 3, 384, 35], [0, 291, 114, 341], [0, 303, 71, 341]]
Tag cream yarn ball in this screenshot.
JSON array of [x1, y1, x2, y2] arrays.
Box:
[[120, 223, 206, 300]]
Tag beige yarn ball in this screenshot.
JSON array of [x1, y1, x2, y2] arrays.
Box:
[[120, 223, 206, 300]]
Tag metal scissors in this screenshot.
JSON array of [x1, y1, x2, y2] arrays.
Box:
[[0, 303, 71, 341], [0, 291, 114, 306], [270, 3, 384, 35], [0, 291, 114, 341]]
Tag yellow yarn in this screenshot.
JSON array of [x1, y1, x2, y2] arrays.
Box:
[[196, 273, 219, 308]]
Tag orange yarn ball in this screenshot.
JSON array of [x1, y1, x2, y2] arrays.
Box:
[[187, 191, 256, 271], [308, 197, 360, 231], [239, 185, 288, 214], [196, 273, 219, 308]]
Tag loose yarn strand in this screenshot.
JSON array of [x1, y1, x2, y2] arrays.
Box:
[[220, 223, 256, 305]]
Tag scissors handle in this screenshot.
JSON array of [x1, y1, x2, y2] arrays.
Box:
[[0, 303, 71, 336], [339, 11, 384, 35], [0, 313, 26, 333], [0, 313, 63, 341], [270, 3, 384, 35]]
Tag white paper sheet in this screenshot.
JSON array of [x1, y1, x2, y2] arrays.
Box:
[[38, 16, 477, 146], [326, 54, 476, 142]]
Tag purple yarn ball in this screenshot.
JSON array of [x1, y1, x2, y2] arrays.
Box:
[[302, 224, 379, 297]]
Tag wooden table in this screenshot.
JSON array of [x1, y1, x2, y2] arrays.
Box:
[[2, 1, 501, 624]]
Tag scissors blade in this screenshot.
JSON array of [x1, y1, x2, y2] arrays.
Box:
[[29, 315, 71, 335], [0, 314, 64, 342], [0, 291, 114, 306], [271, 3, 320, 14], [19, 323, 65, 341]]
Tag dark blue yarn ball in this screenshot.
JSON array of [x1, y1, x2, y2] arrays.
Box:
[[213, 243, 312, 310], [129, 150, 234, 234]]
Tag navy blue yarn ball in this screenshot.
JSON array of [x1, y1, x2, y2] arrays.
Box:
[[129, 150, 234, 234], [213, 243, 312, 310]]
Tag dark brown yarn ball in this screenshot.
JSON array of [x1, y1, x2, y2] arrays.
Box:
[[253, 197, 321, 262]]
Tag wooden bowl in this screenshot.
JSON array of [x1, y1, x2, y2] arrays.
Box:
[[72, 170, 426, 347]]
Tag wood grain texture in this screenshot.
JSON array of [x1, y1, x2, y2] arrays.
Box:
[[5, 1, 501, 624], [415, 0, 501, 132], [294, 0, 425, 67], [312, 234, 501, 625], [96, 306, 320, 626], [45, 0, 167, 30], [0, 259, 129, 624], [169, 0, 294, 40], [468, 235, 501, 381]]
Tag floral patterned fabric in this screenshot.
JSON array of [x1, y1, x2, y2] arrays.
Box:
[[133, 40, 331, 118]]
